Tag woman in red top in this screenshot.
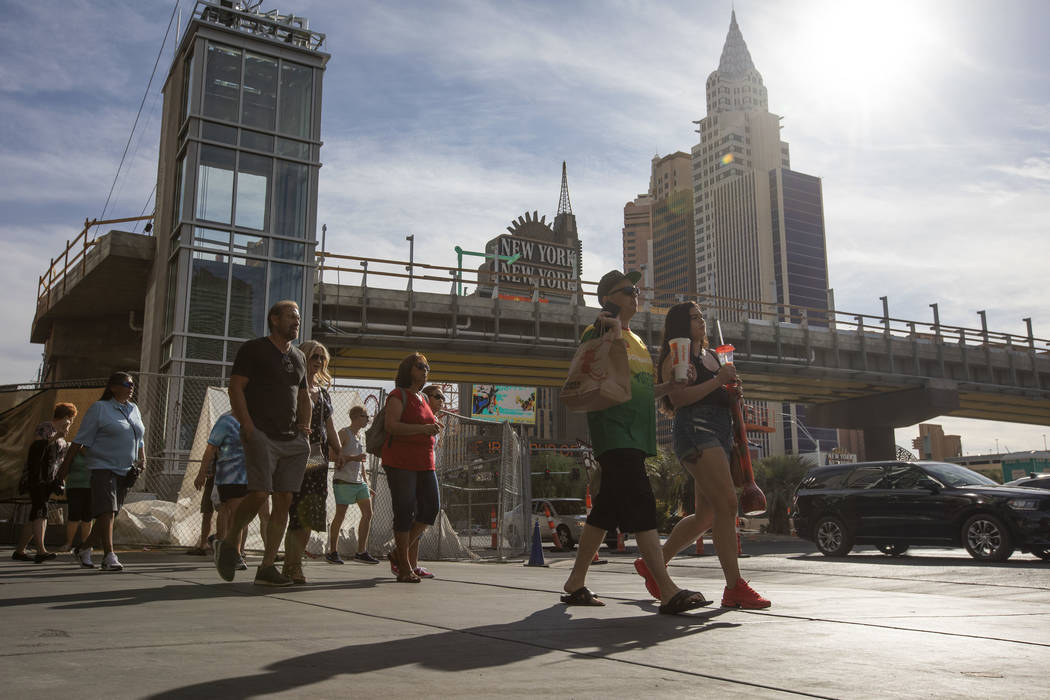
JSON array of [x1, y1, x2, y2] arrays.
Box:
[[382, 353, 441, 583]]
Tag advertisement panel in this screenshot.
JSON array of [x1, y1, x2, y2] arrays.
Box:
[[471, 384, 536, 424]]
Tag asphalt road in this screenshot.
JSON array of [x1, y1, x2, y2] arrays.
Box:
[[2, 537, 1047, 699]]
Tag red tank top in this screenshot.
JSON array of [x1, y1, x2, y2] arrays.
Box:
[[380, 388, 436, 471]]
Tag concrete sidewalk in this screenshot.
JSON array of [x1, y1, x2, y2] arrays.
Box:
[[2, 540, 1047, 699]]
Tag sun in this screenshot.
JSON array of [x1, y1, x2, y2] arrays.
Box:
[[794, 1, 940, 111]]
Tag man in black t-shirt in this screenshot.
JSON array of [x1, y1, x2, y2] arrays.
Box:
[[214, 300, 312, 586]]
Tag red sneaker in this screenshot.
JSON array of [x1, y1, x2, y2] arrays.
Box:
[[721, 578, 770, 609]]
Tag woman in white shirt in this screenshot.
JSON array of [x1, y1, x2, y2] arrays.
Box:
[[326, 405, 378, 564]]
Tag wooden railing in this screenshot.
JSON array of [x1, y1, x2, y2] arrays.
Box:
[[36, 215, 154, 310]]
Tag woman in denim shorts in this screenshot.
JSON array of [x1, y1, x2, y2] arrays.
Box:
[[647, 302, 769, 609]]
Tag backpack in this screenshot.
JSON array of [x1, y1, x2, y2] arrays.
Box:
[[364, 390, 408, 457]]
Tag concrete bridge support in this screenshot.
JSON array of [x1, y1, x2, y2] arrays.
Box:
[[807, 381, 961, 460]]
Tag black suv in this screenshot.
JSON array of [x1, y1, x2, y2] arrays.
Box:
[[792, 461, 1050, 562]]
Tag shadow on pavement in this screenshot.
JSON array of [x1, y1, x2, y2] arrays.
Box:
[[787, 552, 1049, 569], [0, 578, 385, 610], [146, 603, 738, 699]]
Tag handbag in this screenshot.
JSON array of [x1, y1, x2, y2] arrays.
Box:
[[306, 441, 327, 469], [125, 462, 143, 489], [364, 390, 409, 457], [561, 335, 632, 412]]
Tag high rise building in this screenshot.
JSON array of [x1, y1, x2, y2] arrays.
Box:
[[622, 194, 652, 274], [649, 152, 696, 305], [691, 11, 835, 456], [912, 423, 963, 461], [141, 3, 329, 451]]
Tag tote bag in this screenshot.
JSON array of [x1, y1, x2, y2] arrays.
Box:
[[561, 336, 632, 412]]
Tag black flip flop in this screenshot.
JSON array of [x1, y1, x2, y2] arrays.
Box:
[[658, 589, 710, 615], [561, 586, 606, 606]]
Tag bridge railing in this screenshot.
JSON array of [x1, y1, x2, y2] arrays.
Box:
[[314, 252, 1050, 354], [36, 215, 154, 313]]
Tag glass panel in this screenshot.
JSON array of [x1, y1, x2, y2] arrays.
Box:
[[235, 153, 271, 231], [272, 239, 306, 260], [242, 53, 278, 130], [162, 340, 172, 363], [229, 256, 266, 338], [187, 251, 229, 336], [172, 155, 184, 229], [268, 261, 303, 310], [278, 61, 312, 138], [274, 160, 308, 238], [276, 137, 310, 160], [232, 233, 267, 257], [202, 121, 238, 144], [226, 340, 243, 364], [181, 55, 193, 119], [240, 130, 274, 152], [186, 336, 225, 361], [197, 145, 235, 224], [163, 257, 178, 337], [192, 227, 230, 251], [202, 44, 241, 122]]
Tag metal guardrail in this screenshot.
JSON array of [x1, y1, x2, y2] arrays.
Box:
[[314, 251, 1050, 354]]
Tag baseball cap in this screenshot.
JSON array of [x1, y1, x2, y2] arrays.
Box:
[[596, 269, 642, 300]]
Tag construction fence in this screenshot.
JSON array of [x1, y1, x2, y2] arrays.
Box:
[[1, 372, 530, 561]]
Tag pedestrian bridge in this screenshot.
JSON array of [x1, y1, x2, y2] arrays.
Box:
[[313, 254, 1050, 458]]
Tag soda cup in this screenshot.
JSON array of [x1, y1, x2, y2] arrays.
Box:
[[668, 337, 691, 381], [714, 344, 735, 365]]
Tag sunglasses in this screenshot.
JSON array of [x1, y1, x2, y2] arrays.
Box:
[[118, 381, 134, 388], [310, 354, 326, 362], [415, 362, 430, 371], [612, 285, 640, 297]]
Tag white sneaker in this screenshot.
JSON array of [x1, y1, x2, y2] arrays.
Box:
[[78, 547, 95, 569], [101, 552, 123, 571]]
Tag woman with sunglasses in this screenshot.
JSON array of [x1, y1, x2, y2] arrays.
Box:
[[382, 353, 441, 583], [282, 340, 342, 584], [57, 372, 145, 572], [645, 302, 770, 609]]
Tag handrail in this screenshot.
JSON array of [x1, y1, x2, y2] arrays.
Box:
[[37, 214, 154, 308], [314, 252, 1050, 351]]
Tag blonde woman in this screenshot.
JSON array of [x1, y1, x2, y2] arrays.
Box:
[[283, 340, 341, 584]]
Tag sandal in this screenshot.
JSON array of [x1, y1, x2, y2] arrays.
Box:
[[658, 589, 710, 615], [396, 572, 421, 583], [633, 558, 661, 600], [560, 586, 605, 606]]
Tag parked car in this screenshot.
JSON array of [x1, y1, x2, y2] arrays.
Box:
[[1004, 473, 1050, 490], [791, 461, 1050, 562], [505, 498, 587, 549]]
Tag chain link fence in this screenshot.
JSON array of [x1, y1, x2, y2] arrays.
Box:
[[0, 373, 524, 561]]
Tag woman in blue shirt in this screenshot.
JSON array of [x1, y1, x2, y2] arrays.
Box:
[[58, 372, 145, 572]]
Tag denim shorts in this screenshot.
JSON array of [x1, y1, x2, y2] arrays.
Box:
[[672, 402, 733, 462]]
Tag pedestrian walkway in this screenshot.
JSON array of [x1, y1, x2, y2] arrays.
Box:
[[2, 544, 1047, 698]]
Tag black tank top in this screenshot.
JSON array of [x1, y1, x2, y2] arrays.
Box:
[[690, 350, 732, 407]]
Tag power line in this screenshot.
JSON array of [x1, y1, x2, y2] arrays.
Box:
[[97, 0, 181, 227]]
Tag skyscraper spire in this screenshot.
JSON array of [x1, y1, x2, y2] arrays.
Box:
[[717, 10, 757, 79], [557, 161, 573, 215]]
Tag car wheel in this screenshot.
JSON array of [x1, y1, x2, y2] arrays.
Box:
[[1033, 547, 1050, 561], [556, 525, 575, 550], [814, 516, 853, 557], [876, 543, 909, 556], [962, 513, 1014, 562]]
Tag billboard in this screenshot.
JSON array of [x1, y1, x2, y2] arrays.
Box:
[[471, 384, 536, 424]]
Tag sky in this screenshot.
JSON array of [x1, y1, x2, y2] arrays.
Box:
[[1, 0, 1049, 456]]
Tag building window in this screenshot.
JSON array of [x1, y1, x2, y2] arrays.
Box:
[[268, 261, 304, 310], [202, 44, 242, 122], [229, 256, 266, 338], [278, 61, 313, 138], [187, 251, 229, 336], [235, 153, 272, 230], [241, 53, 278, 130], [197, 145, 235, 224], [274, 160, 308, 238]]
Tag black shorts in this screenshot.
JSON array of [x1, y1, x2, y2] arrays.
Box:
[[585, 448, 658, 534], [28, 484, 51, 521], [217, 483, 248, 503], [200, 476, 216, 514], [66, 487, 93, 522], [91, 469, 129, 518]]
